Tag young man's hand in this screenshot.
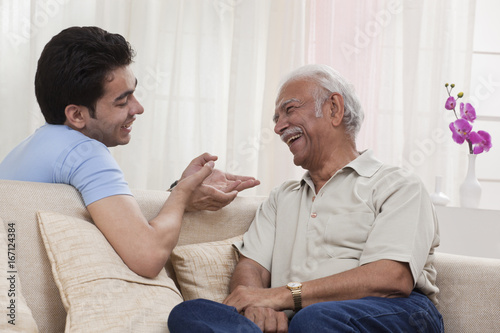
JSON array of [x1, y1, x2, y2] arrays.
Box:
[[179, 153, 260, 211]]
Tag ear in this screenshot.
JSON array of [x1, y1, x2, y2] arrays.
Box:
[[329, 93, 345, 127], [64, 105, 88, 130]]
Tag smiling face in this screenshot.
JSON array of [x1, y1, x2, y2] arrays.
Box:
[[274, 79, 341, 171], [82, 66, 144, 147]]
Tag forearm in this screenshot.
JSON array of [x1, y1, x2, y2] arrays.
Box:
[[300, 260, 414, 308], [224, 256, 286, 312], [229, 256, 270, 291], [149, 189, 190, 252], [224, 259, 414, 313], [142, 187, 200, 274]]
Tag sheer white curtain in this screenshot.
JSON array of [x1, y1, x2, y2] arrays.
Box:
[[0, 0, 475, 201], [301, 0, 476, 203]]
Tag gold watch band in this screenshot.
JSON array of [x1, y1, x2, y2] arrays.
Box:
[[287, 282, 302, 312], [290, 288, 302, 311]]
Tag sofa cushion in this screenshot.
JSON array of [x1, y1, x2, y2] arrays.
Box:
[[0, 218, 39, 332], [37, 210, 183, 332], [171, 235, 242, 302], [434, 252, 500, 333]]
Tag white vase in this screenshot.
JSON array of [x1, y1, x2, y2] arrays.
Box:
[[430, 176, 450, 206], [459, 154, 482, 208]]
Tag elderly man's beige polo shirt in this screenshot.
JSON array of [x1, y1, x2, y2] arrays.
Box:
[[235, 150, 440, 304]]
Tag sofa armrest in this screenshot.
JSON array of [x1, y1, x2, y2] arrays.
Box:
[[434, 252, 500, 333]]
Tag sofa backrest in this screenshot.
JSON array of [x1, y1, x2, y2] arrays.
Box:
[[434, 252, 500, 332], [0, 180, 264, 333], [1, 180, 87, 332]]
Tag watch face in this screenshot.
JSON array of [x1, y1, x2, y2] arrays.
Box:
[[288, 282, 301, 288]]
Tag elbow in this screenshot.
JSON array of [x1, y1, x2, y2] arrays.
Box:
[[125, 249, 170, 279], [376, 260, 414, 298], [134, 266, 164, 279], [381, 280, 413, 299], [390, 266, 414, 298], [394, 283, 413, 298]]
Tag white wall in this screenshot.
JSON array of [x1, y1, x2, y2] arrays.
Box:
[[469, 0, 500, 210]]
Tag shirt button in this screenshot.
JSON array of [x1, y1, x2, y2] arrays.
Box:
[[312, 196, 316, 202], [311, 213, 317, 218]]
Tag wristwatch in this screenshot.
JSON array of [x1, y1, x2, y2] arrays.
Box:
[[167, 180, 178, 192], [286, 282, 303, 312]]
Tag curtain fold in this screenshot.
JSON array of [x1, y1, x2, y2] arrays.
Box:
[[399, 0, 476, 205], [0, 0, 475, 202]]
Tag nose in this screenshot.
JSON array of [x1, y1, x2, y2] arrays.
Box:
[[130, 95, 144, 115], [274, 117, 287, 135]]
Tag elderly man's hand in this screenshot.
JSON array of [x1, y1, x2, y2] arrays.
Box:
[[179, 153, 260, 211], [243, 307, 288, 333]]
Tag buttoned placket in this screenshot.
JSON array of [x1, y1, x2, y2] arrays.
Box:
[[309, 169, 342, 220], [310, 195, 317, 218]]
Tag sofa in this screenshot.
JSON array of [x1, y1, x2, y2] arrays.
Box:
[[0, 179, 499, 332]]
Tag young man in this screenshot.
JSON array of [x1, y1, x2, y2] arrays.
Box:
[[167, 64, 444, 332], [0, 26, 259, 278]]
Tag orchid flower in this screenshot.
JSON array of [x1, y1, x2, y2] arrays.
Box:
[[449, 119, 472, 144], [445, 96, 456, 110], [445, 83, 492, 154], [460, 102, 476, 122], [469, 130, 492, 154]]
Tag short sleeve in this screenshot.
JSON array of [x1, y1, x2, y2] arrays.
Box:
[[359, 172, 437, 284], [234, 187, 280, 272], [54, 139, 132, 206]]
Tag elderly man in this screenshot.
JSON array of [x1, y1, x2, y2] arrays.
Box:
[[167, 64, 444, 332]]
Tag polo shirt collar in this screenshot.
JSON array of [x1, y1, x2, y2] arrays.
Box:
[[346, 149, 383, 177], [297, 149, 383, 190]]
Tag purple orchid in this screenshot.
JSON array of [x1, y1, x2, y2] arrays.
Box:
[[460, 102, 476, 122], [449, 119, 472, 144], [445, 96, 456, 110], [469, 130, 492, 154], [445, 83, 492, 154]]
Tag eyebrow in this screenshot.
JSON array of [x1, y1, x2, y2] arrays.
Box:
[[278, 98, 300, 111], [114, 78, 138, 103]]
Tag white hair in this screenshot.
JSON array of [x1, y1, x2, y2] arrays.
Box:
[[277, 64, 364, 141]]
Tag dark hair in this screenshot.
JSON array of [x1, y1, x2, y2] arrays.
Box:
[[34, 26, 135, 124]]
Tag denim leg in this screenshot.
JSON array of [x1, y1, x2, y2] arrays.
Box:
[[167, 298, 262, 333], [289, 291, 444, 333]]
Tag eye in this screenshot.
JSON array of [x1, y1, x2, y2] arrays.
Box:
[[116, 99, 129, 107]]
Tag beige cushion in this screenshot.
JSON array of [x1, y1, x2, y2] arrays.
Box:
[[37, 210, 183, 333], [0, 218, 39, 332], [171, 235, 242, 302]]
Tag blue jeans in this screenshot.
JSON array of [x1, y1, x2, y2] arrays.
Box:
[[167, 291, 444, 333]]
